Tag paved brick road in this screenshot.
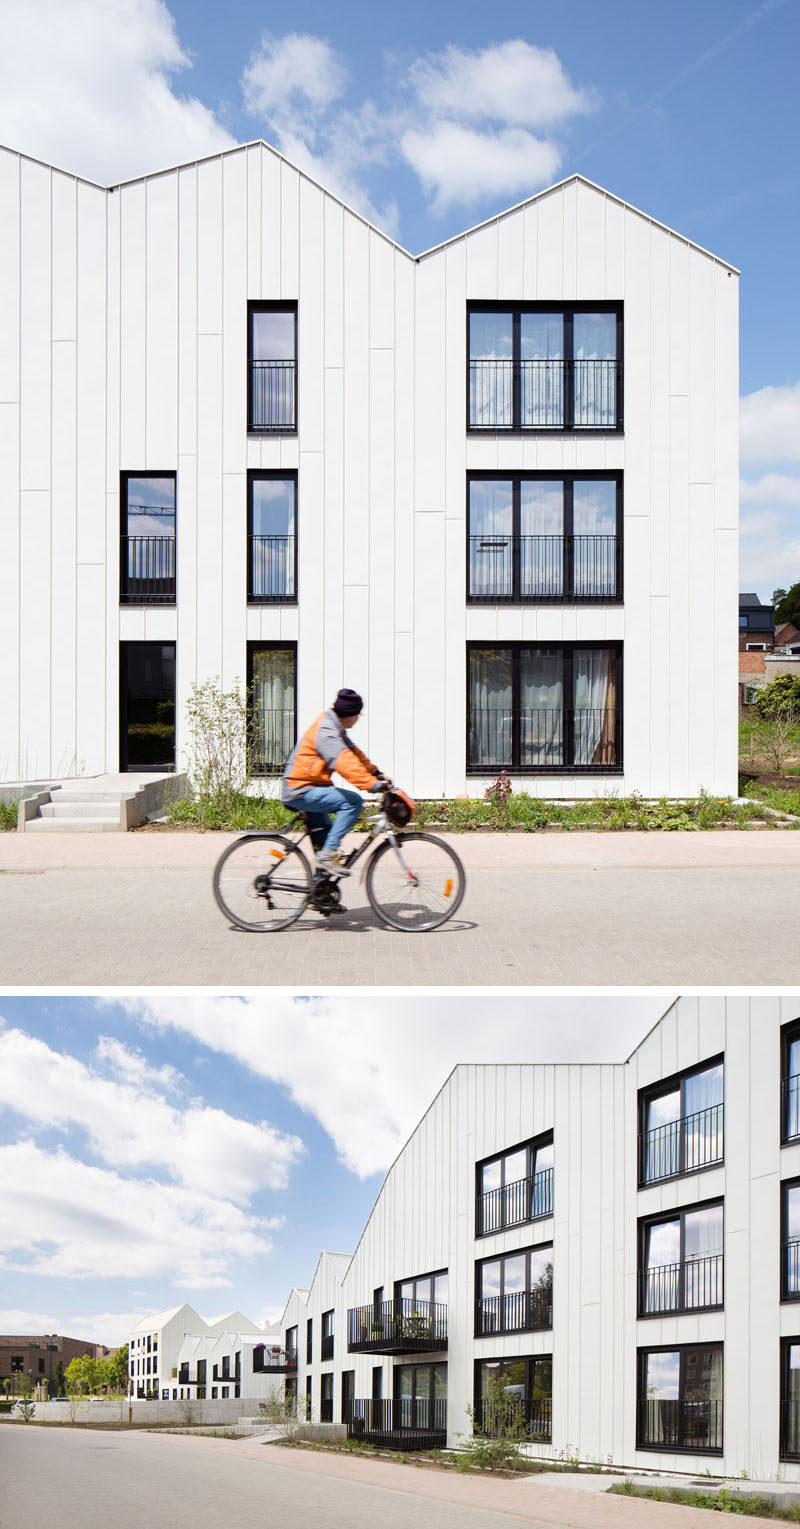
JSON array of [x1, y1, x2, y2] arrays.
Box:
[[0, 828, 797, 986], [0, 1426, 782, 1528]]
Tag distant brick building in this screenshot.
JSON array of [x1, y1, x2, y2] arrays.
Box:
[[739, 592, 775, 651], [0, 1334, 111, 1394]]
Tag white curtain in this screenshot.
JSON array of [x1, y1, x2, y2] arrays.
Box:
[[574, 649, 611, 765], [684, 1064, 724, 1171], [469, 650, 512, 767], [252, 651, 294, 771], [684, 1205, 723, 1308], [520, 650, 563, 765], [573, 313, 616, 428], [520, 313, 564, 427]]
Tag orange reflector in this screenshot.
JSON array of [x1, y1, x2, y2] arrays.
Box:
[[270, 849, 285, 860], [444, 878, 453, 898]]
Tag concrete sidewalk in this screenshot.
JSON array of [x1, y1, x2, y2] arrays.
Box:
[[1, 829, 798, 986]]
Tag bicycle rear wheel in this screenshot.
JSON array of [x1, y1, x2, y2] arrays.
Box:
[[366, 832, 466, 932], [213, 833, 313, 932]]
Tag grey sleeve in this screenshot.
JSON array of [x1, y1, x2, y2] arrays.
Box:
[[314, 712, 346, 770]]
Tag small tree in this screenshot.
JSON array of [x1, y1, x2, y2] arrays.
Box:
[[18, 1398, 36, 1423], [184, 677, 253, 811], [106, 1345, 129, 1395], [755, 674, 800, 720], [754, 711, 800, 775], [55, 1361, 65, 1396], [461, 1374, 529, 1472], [259, 1388, 309, 1441], [177, 1396, 196, 1425]]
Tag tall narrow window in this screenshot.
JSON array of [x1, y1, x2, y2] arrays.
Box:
[[247, 644, 296, 776], [248, 303, 297, 432], [783, 1181, 800, 1300], [781, 1341, 800, 1460], [120, 473, 176, 604], [321, 1310, 334, 1362], [248, 473, 297, 603], [468, 304, 622, 433], [782, 1021, 800, 1143], [320, 1372, 333, 1423]]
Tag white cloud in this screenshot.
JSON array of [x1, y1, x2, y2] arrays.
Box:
[[95, 1034, 185, 1095], [0, 0, 234, 184], [116, 995, 665, 1180], [409, 40, 593, 129], [401, 122, 562, 217], [0, 1141, 279, 1286], [740, 379, 800, 466], [0, 1027, 304, 1201], [242, 32, 348, 134], [739, 473, 800, 506], [0, 1308, 149, 1347]]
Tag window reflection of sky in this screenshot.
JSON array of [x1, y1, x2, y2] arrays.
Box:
[[125, 476, 175, 538]]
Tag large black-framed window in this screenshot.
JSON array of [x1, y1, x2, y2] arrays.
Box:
[[120, 471, 176, 605], [119, 641, 176, 773], [321, 1309, 334, 1362], [782, 1021, 800, 1145], [781, 1339, 800, 1460], [476, 1133, 553, 1236], [393, 1361, 448, 1432], [782, 1179, 800, 1301], [467, 302, 623, 434], [474, 1356, 552, 1441], [467, 642, 622, 774], [467, 473, 622, 605], [638, 1057, 724, 1187], [247, 471, 297, 603], [638, 1200, 724, 1317], [475, 1244, 553, 1335], [248, 301, 297, 432], [637, 1344, 723, 1455], [247, 642, 296, 777]]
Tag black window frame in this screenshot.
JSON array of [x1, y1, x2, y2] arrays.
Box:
[[466, 640, 623, 775], [637, 1198, 724, 1318], [475, 1243, 553, 1336], [781, 1020, 800, 1145], [475, 1131, 554, 1236], [321, 1309, 334, 1363], [320, 1370, 334, 1423], [781, 1337, 800, 1461], [119, 470, 177, 607], [472, 1354, 553, 1442], [636, 1343, 724, 1456], [466, 471, 623, 606], [466, 300, 623, 435], [246, 640, 297, 778], [782, 1178, 800, 1302], [393, 1269, 448, 1307], [637, 1054, 725, 1188], [248, 300, 298, 435], [285, 1325, 298, 1362], [247, 470, 298, 606], [306, 1318, 313, 1365], [341, 1368, 355, 1424]]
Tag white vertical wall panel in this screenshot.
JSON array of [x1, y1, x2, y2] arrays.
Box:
[[119, 180, 146, 467], [146, 174, 178, 467], [76, 182, 107, 563], [50, 340, 77, 770], [0, 401, 20, 774], [0, 149, 20, 403]]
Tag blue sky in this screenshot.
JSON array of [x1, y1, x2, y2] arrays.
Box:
[[0, 0, 797, 590], [0, 994, 665, 1345]]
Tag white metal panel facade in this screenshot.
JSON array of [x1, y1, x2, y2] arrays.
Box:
[[2, 142, 738, 797]]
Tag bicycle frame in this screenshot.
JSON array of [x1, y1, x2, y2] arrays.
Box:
[[283, 800, 415, 884]]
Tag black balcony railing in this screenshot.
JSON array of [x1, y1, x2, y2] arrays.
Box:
[[783, 1075, 800, 1143], [249, 360, 296, 431], [468, 708, 621, 773], [637, 1398, 723, 1453], [781, 1396, 800, 1460], [252, 1346, 297, 1373], [347, 1397, 447, 1451], [784, 1240, 800, 1298], [638, 1254, 723, 1316], [638, 1104, 724, 1185], [120, 535, 176, 604], [250, 708, 296, 776], [248, 535, 296, 602], [468, 535, 620, 603], [474, 1396, 552, 1442], [468, 358, 621, 432], [475, 1286, 553, 1335], [347, 1299, 448, 1354], [476, 1167, 553, 1236], [321, 1335, 334, 1362]]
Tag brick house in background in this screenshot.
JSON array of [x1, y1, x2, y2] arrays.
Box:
[[0, 1333, 111, 1394], [739, 592, 775, 652], [738, 650, 766, 713]]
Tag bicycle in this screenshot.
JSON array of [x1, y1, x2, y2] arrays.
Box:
[[212, 785, 466, 934]]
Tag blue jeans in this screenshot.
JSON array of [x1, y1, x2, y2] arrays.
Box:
[[287, 785, 363, 854]]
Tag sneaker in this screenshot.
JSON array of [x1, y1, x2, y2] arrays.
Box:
[[315, 849, 351, 878]]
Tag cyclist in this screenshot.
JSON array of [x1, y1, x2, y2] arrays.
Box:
[[281, 688, 386, 875]]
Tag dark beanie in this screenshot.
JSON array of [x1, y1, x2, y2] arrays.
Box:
[[333, 688, 363, 716]]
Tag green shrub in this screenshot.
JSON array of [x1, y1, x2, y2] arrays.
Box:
[[0, 798, 18, 831], [755, 674, 800, 721]]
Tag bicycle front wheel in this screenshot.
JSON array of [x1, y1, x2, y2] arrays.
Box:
[[213, 833, 313, 932], [366, 832, 466, 932]]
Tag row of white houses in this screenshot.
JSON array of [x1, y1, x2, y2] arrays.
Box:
[[2, 136, 738, 798], [133, 998, 800, 1477]]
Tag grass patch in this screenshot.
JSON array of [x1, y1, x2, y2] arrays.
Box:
[[740, 780, 800, 818], [610, 1481, 800, 1518], [0, 798, 19, 831], [159, 790, 777, 833]]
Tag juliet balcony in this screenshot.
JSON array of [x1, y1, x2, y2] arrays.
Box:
[[347, 1298, 448, 1355]]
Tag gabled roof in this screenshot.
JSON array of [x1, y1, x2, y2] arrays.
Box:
[[131, 1303, 201, 1333], [740, 592, 770, 608], [0, 138, 739, 272], [205, 1309, 260, 1334]]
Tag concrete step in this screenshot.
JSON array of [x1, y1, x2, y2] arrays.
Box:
[[50, 790, 136, 804], [40, 800, 119, 819], [26, 816, 123, 833]]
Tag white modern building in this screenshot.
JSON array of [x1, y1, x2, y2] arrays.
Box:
[[129, 1303, 282, 1402], [1, 140, 738, 798], [258, 999, 800, 1478]]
